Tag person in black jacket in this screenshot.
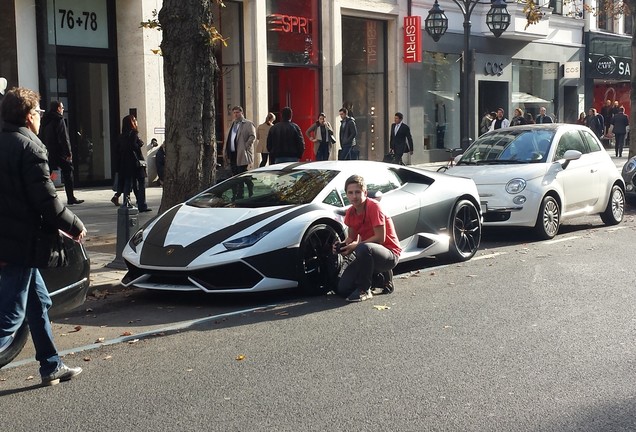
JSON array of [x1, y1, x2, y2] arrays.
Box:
[[0, 87, 87, 385], [338, 108, 358, 160], [267, 106, 305, 164], [389, 112, 414, 165], [112, 115, 151, 212], [41, 101, 84, 205]]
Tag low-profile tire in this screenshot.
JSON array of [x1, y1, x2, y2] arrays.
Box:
[[534, 195, 560, 240], [600, 184, 624, 226], [298, 224, 341, 296], [442, 199, 481, 262], [0, 322, 29, 369]]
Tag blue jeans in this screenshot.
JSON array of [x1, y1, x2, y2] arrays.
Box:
[[0, 265, 61, 375]]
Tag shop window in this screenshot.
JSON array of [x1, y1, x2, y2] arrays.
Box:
[[0, 0, 18, 89], [512, 60, 556, 121], [341, 17, 387, 161], [624, 12, 633, 35]]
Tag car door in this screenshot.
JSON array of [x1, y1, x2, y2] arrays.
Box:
[[553, 129, 600, 212]]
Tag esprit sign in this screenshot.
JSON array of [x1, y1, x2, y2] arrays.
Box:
[[403, 16, 421, 63], [269, 13, 312, 34]]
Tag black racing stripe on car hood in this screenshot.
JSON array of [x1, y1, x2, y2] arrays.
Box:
[[139, 204, 311, 267]]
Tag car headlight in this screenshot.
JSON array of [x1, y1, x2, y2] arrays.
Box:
[[506, 178, 526, 194], [129, 229, 144, 252], [223, 231, 270, 250], [623, 160, 636, 174]]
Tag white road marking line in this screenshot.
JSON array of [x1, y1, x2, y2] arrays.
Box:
[[3, 304, 279, 370], [544, 236, 580, 244]]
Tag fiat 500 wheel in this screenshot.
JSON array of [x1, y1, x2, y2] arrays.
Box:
[[534, 196, 560, 240], [600, 184, 624, 226]]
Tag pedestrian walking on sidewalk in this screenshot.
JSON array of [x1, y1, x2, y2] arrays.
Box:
[[112, 115, 152, 211], [41, 100, 84, 205], [0, 87, 87, 385]]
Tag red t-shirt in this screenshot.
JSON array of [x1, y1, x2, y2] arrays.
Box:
[[344, 198, 402, 257]]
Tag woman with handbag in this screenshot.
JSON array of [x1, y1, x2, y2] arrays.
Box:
[[305, 113, 335, 161], [0, 87, 87, 385], [111, 115, 151, 212]]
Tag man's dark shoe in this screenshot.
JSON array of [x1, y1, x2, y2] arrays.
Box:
[[139, 208, 153, 213], [68, 199, 84, 205], [110, 195, 120, 206], [41, 363, 82, 386], [346, 288, 373, 302], [382, 270, 394, 294]]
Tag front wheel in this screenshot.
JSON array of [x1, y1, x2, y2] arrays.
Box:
[[0, 322, 29, 369], [298, 224, 341, 296], [442, 200, 481, 262], [600, 184, 624, 225], [534, 196, 560, 240]]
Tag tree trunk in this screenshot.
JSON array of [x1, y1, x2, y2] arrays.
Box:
[[158, 0, 218, 211]]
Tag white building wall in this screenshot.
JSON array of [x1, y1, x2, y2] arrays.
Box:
[[15, 0, 39, 90]]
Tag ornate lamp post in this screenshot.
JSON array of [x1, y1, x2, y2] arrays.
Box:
[[425, 0, 510, 149]]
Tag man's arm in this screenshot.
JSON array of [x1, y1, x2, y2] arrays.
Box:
[[406, 124, 414, 153]]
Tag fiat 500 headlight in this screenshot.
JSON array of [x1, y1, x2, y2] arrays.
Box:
[[506, 178, 527, 194]]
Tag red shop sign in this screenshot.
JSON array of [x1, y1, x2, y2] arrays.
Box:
[[403, 16, 421, 63]]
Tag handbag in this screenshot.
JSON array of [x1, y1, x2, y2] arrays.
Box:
[[33, 226, 71, 268], [383, 153, 397, 163]]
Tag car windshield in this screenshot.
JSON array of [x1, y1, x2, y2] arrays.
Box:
[[187, 169, 339, 208], [458, 129, 555, 165]]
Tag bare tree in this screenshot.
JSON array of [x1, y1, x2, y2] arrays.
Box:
[[153, 0, 224, 211]]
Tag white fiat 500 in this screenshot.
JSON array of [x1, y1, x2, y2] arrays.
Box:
[[446, 124, 625, 239]]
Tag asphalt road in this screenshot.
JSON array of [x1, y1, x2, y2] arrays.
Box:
[[2, 205, 636, 431]]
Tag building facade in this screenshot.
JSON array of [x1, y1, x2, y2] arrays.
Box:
[[1, 0, 593, 187]]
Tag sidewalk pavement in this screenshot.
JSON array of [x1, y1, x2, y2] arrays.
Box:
[[77, 150, 629, 292]]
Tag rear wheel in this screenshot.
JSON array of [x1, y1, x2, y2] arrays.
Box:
[[298, 224, 341, 295], [600, 185, 624, 225], [534, 196, 560, 240], [443, 200, 481, 262], [0, 322, 29, 369]]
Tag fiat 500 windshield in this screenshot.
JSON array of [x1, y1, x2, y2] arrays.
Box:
[[459, 129, 556, 165]]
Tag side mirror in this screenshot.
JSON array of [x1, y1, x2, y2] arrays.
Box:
[[560, 149, 582, 169], [368, 190, 383, 201]]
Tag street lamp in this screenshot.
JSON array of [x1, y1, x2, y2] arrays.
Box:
[[425, 0, 511, 150]]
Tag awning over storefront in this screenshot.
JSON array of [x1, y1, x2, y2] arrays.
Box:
[[428, 90, 455, 101], [512, 92, 550, 104]]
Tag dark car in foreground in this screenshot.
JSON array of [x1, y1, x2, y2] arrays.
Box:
[[0, 236, 90, 369], [122, 160, 482, 295]]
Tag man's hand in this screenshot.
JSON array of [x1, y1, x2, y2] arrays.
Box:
[[74, 228, 87, 243]]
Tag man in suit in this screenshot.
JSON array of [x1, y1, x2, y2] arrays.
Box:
[[224, 106, 256, 200], [586, 108, 604, 139], [338, 108, 358, 160], [536, 106, 553, 124], [609, 106, 629, 158], [389, 112, 414, 165]]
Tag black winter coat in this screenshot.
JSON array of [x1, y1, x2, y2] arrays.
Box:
[[266, 120, 305, 159], [0, 123, 84, 266], [41, 111, 72, 169]]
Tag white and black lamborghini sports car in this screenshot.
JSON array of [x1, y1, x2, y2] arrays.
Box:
[[121, 161, 482, 295]]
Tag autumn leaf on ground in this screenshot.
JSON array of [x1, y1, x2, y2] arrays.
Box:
[[103, 355, 113, 360], [70, 326, 82, 332], [121, 331, 132, 336], [26, 376, 34, 381], [236, 354, 246, 361], [83, 357, 91, 362], [95, 337, 105, 343], [128, 339, 140, 344], [373, 305, 391, 310]]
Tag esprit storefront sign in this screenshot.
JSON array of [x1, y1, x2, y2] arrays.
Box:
[[266, 0, 319, 66], [403, 16, 421, 63], [47, 0, 109, 48]]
